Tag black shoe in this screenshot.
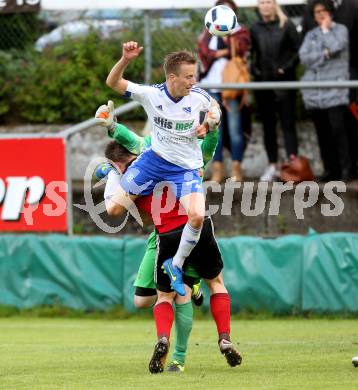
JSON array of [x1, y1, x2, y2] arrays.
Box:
[[353, 356, 358, 368], [191, 282, 204, 307], [219, 339, 242, 367], [341, 171, 356, 182], [149, 337, 169, 374], [349, 167, 358, 180], [317, 172, 340, 182]]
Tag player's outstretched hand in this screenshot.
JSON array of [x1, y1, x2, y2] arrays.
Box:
[[123, 41, 143, 61], [95, 100, 116, 131], [204, 106, 221, 132]]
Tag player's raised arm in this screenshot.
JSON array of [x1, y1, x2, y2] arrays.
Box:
[[106, 41, 143, 95]]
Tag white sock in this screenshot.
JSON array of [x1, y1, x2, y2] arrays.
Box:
[[172, 222, 202, 269], [104, 170, 121, 208]]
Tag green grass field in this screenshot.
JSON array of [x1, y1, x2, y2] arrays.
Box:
[[0, 317, 357, 389]]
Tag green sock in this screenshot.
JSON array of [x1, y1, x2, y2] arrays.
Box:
[[172, 301, 193, 366]]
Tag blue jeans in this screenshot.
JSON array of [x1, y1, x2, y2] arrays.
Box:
[[213, 98, 245, 162]]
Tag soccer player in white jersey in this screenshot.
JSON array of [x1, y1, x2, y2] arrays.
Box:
[[105, 41, 221, 296]]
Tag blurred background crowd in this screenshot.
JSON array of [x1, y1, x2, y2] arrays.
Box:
[[199, 0, 358, 183]]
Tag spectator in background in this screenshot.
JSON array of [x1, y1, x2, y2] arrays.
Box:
[[198, 0, 251, 182], [250, 0, 300, 182], [302, 0, 358, 179], [299, 0, 351, 181]]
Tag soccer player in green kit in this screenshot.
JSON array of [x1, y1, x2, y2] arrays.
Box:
[[95, 100, 219, 372]]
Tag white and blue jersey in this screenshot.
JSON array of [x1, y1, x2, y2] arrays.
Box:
[[124, 81, 213, 170], [120, 147, 203, 198], [119, 81, 213, 199]]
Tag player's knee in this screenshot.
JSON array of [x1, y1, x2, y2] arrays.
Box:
[[188, 211, 204, 228], [157, 290, 175, 304], [175, 285, 192, 304], [204, 278, 215, 294], [205, 274, 227, 295], [106, 205, 116, 216], [134, 295, 156, 308], [106, 203, 124, 217]]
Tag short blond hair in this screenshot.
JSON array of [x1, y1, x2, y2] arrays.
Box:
[[163, 51, 197, 76]]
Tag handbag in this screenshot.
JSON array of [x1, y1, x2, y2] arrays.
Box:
[[280, 155, 315, 183], [221, 37, 250, 101]]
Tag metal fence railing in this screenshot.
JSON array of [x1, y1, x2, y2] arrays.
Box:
[[198, 81, 358, 90]]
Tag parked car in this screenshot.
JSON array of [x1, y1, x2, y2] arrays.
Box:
[[35, 8, 198, 51], [35, 9, 140, 51]]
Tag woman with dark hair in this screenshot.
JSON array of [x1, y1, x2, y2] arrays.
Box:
[[250, 0, 300, 181], [198, 0, 251, 182], [299, 0, 351, 180]]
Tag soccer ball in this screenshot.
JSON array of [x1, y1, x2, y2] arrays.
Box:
[[205, 5, 238, 37]]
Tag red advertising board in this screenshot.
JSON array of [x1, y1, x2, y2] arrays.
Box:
[[0, 138, 68, 232]]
